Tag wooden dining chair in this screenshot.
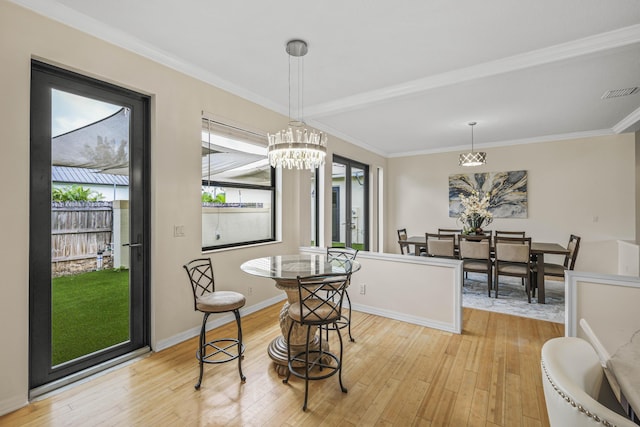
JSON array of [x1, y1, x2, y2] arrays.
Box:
[[438, 228, 462, 248], [438, 228, 462, 236], [494, 236, 533, 302], [397, 228, 411, 255], [425, 232, 456, 258], [397, 228, 425, 255], [494, 231, 526, 285], [459, 234, 492, 296], [532, 235, 581, 293], [494, 230, 525, 238], [438, 228, 461, 233]]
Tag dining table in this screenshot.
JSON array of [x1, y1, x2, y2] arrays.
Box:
[[529, 242, 569, 304], [240, 253, 361, 375], [399, 235, 569, 303]]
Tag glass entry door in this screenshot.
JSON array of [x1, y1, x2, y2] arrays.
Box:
[[29, 61, 150, 391], [331, 155, 369, 250]]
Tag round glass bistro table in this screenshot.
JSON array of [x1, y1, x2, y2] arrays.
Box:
[[240, 254, 360, 375]]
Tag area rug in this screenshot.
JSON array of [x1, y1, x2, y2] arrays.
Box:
[[462, 273, 565, 323]]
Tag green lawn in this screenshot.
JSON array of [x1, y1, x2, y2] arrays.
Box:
[[52, 269, 129, 366], [331, 242, 365, 250]]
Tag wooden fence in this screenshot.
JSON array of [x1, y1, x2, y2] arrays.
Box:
[[51, 201, 113, 276]]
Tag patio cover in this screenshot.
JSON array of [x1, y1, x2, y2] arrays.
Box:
[[52, 107, 267, 180], [52, 107, 130, 175]]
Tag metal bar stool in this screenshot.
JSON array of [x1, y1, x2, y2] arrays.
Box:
[[183, 257, 246, 390], [283, 271, 352, 411], [325, 247, 358, 342]]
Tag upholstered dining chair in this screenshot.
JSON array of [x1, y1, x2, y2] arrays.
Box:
[[541, 337, 634, 427], [494, 236, 532, 302], [326, 247, 359, 342], [438, 227, 462, 245], [459, 234, 492, 296], [494, 230, 526, 238], [532, 235, 581, 291], [283, 272, 352, 411], [438, 228, 462, 234], [495, 231, 526, 286], [183, 258, 246, 389], [438, 228, 462, 257], [425, 232, 457, 258]]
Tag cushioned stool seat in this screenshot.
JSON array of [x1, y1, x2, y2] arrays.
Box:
[[183, 258, 246, 390]]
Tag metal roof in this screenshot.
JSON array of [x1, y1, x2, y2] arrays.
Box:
[[52, 166, 129, 186]]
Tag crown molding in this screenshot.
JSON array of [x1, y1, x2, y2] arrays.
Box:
[[304, 119, 389, 157], [612, 105, 640, 134], [388, 129, 616, 158], [12, 0, 638, 157], [9, 0, 287, 117], [306, 24, 640, 118]]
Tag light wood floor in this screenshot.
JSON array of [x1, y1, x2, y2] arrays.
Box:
[[1, 305, 563, 426]]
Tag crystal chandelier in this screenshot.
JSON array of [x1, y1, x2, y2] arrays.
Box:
[[459, 121, 486, 167], [268, 40, 327, 170]]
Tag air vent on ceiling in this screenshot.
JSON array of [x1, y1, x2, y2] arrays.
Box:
[[601, 87, 639, 99]]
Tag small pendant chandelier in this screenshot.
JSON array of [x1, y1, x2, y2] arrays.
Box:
[[459, 121, 486, 167], [267, 40, 327, 170]]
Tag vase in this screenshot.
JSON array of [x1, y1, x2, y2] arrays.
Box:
[[465, 214, 486, 234]]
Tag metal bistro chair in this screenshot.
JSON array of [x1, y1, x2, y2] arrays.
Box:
[[283, 271, 352, 411], [494, 236, 533, 302], [183, 258, 246, 390], [326, 247, 359, 342]]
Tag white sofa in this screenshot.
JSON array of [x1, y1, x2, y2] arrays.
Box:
[[541, 337, 635, 427]]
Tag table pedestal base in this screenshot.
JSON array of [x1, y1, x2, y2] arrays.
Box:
[[268, 335, 326, 376], [269, 298, 329, 376]]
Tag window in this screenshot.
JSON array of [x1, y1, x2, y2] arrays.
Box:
[[201, 116, 275, 250]]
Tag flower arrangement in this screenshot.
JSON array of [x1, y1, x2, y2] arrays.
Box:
[[458, 190, 493, 234]]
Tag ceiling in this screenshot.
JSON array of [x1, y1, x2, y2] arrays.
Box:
[[14, 0, 640, 157]]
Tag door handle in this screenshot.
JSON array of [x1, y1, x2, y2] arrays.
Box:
[[122, 242, 142, 248]]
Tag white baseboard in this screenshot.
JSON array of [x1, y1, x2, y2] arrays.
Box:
[[0, 395, 29, 417], [352, 303, 461, 334]]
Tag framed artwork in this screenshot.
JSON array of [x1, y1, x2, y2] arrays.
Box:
[[449, 170, 527, 218]]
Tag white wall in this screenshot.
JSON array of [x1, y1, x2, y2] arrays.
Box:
[[0, 2, 386, 415], [301, 247, 463, 334], [386, 134, 636, 274], [566, 271, 640, 355]]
